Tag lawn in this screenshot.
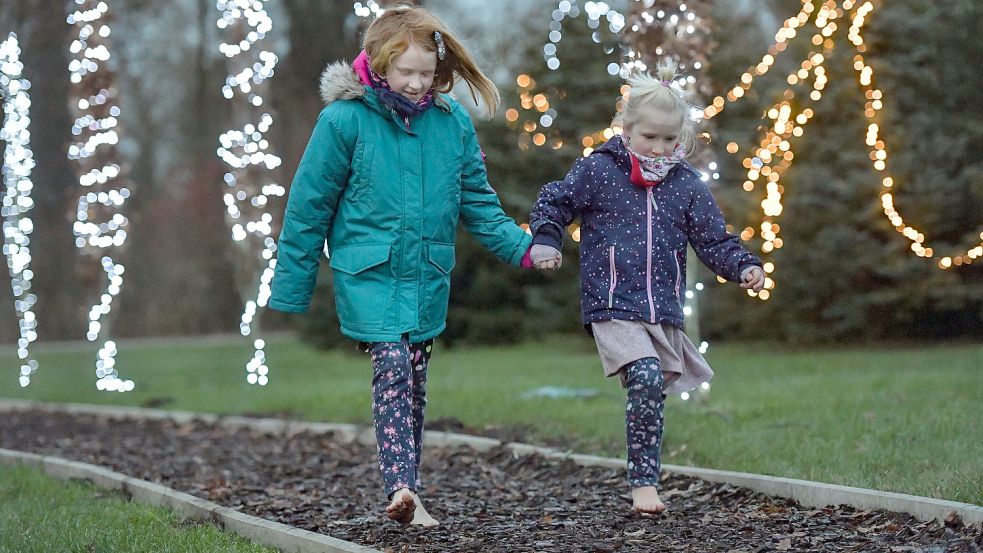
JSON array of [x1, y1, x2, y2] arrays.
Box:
[[0, 464, 278, 553], [1, 334, 980, 505]]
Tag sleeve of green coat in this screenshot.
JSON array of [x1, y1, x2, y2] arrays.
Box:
[[457, 110, 532, 266], [269, 107, 354, 312]]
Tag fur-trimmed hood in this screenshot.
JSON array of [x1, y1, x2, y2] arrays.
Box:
[[318, 61, 366, 106], [317, 59, 452, 114]]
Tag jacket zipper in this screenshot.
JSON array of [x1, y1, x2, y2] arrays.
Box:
[[674, 249, 683, 307], [608, 245, 617, 309], [646, 189, 656, 322]]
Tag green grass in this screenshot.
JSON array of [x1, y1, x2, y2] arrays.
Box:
[[1, 335, 981, 505], [0, 464, 278, 553]]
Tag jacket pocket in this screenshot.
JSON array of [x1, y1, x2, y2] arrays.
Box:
[[329, 243, 391, 275], [422, 242, 456, 327], [427, 242, 456, 274], [608, 245, 618, 309], [328, 243, 392, 328]]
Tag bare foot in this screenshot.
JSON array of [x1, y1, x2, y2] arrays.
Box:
[[386, 489, 416, 524], [409, 491, 439, 527], [631, 486, 667, 515]]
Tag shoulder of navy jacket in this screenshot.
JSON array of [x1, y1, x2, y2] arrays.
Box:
[[676, 160, 702, 178]]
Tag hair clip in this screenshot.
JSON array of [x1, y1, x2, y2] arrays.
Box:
[[434, 31, 446, 61]]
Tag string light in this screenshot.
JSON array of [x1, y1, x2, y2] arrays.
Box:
[[352, 0, 385, 19], [523, 1, 710, 154], [706, 0, 981, 290], [703, 0, 847, 299], [67, 0, 134, 392], [1, 33, 40, 388], [846, 2, 982, 268], [217, 0, 283, 386]]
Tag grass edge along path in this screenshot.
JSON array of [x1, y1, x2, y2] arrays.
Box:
[[0, 463, 280, 553], [2, 335, 981, 505]]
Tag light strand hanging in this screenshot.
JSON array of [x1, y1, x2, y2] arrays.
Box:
[[352, 1, 385, 19], [0, 33, 40, 387], [216, 0, 284, 386], [846, 2, 982, 268], [705, 0, 981, 285], [67, 0, 134, 392]]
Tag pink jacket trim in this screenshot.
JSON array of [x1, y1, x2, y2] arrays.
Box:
[[520, 247, 534, 269], [352, 50, 372, 86]]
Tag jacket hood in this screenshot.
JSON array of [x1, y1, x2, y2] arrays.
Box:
[[591, 136, 631, 169], [593, 135, 697, 177], [318, 59, 453, 115], [592, 135, 629, 156], [319, 61, 367, 106]]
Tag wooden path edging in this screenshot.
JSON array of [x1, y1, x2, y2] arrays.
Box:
[[1, 399, 980, 530]]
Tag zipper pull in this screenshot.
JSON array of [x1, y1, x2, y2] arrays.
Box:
[[649, 189, 658, 211]]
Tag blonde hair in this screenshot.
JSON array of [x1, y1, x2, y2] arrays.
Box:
[[616, 59, 697, 153], [363, 2, 500, 116]]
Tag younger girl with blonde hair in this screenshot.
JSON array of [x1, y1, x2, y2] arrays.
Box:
[[529, 60, 765, 514], [269, 3, 532, 526]]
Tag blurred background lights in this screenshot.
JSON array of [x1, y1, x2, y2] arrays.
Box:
[[1, 33, 40, 387], [705, 0, 981, 293], [67, 0, 134, 392], [217, 0, 283, 385], [352, 1, 385, 19]]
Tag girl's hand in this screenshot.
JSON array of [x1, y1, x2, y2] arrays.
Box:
[[740, 266, 766, 292], [530, 244, 562, 270]]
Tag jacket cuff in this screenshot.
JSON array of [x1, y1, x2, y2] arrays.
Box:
[[531, 223, 563, 250], [268, 298, 308, 313], [739, 264, 761, 280]]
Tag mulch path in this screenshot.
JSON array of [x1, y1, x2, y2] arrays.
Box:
[[1, 410, 980, 552]]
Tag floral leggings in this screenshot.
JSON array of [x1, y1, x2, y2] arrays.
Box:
[[624, 357, 667, 488], [368, 338, 433, 499]]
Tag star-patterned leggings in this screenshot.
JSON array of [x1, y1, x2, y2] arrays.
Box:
[[624, 357, 666, 488], [368, 337, 433, 499]]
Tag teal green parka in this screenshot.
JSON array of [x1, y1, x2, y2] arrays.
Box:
[[268, 61, 532, 342]]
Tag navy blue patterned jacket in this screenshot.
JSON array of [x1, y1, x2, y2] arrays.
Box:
[[529, 136, 762, 329]]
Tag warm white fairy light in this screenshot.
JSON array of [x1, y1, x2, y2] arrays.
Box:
[[1, 33, 40, 388], [506, 1, 626, 150], [706, 0, 980, 290], [67, 0, 134, 392], [217, 0, 283, 386], [518, 1, 712, 172], [845, 2, 982, 268], [706, 1, 843, 298]]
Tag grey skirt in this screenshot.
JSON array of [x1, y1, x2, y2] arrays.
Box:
[[591, 319, 713, 395]]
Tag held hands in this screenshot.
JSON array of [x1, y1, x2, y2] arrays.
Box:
[[530, 244, 562, 270], [740, 266, 766, 293]]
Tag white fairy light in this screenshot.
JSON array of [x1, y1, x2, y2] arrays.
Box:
[[216, 0, 283, 385], [352, 0, 385, 19], [67, 0, 134, 392], [1, 33, 40, 388]]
